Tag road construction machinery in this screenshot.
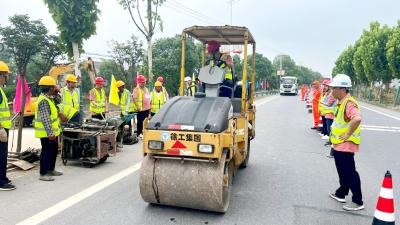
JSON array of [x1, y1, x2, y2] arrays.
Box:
[[139, 25, 256, 212], [60, 118, 119, 167]]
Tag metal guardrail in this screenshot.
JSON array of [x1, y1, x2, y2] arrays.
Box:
[[255, 90, 279, 97]]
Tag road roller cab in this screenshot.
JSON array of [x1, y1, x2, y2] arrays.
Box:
[[139, 25, 256, 213]]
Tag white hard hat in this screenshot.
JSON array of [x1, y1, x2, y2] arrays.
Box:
[[329, 74, 352, 88], [184, 76, 192, 82]]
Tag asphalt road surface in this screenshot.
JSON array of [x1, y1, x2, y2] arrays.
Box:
[[1, 95, 400, 225]]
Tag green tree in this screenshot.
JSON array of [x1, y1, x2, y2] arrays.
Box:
[[119, 0, 165, 86], [108, 35, 144, 85], [332, 45, 357, 83], [149, 35, 201, 96], [359, 21, 392, 84], [352, 40, 369, 84], [386, 20, 400, 79], [44, 0, 100, 77]]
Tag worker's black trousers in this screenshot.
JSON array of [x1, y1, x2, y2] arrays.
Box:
[[334, 150, 363, 205], [0, 129, 10, 185], [40, 138, 58, 176], [69, 112, 80, 123], [137, 110, 150, 136]]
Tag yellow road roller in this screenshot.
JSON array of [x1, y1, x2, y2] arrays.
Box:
[[139, 25, 256, 213]]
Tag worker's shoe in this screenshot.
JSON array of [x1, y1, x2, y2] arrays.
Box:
[[329, 193, 346, 203], [0, 183, 16, 191], [47, 170, 63, 176], [343, 202, 364, 211], [322, 135, 329, 140], [39, 175, 55, 181], [310, 127, 318, 130]]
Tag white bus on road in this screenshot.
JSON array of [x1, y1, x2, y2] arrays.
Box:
[[280, 76, 298, 95]]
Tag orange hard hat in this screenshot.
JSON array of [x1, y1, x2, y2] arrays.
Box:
[[95, 77, 105, 85], [322, 80, 331, 85], [137, 75, 146, 83]]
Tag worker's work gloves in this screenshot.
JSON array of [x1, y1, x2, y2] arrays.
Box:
[[0, 127, 7, 142]]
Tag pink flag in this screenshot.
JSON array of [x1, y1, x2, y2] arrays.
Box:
[[261, 80, 265, 89], [13, 75, 32, 113]]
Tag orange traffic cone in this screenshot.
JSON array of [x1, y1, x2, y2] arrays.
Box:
[[372, 171, 395, 225]]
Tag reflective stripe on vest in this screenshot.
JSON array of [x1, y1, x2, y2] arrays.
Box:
[[60, 87, 79, 120], [34, 94, 61, 138], [89, 88, 105, 113], [330, 96, 361, 145], [151, 90, 165, 113], [136, 87, 149, 112], [0, 88, 11, 129]]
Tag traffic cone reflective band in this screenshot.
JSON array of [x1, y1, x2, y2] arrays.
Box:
[[318, 116, 323, 128], [372, 171, 395, 225]]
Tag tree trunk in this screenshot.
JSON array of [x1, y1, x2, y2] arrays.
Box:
[[72, 42, 81, 78], [147, 38, 153, 87], [16, 72, 26, 153]]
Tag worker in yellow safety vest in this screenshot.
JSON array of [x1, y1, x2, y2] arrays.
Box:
[[132, 75, 150, 138], [328, 74, 364, 211], [206, 40, 234, 97], [0, 61, 15, 190], [156, 76, 169, 101], [116, 80, 137, 145], [60, 74, 80, 123], [117, 80, 135, 116], [35, 76, 63, 181], [89, 77, 107, 120], [150, 81, 167, 116]]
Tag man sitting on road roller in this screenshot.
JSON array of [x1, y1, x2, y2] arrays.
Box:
[[206, 40, 235, 97]]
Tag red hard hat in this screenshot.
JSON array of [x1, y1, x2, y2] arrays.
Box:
[[207, 40, 220, 54], [137, 75, 146, 83], [322, 80, 331, 85], [95, 77, 105, 85], [157, 76, 164, 83]]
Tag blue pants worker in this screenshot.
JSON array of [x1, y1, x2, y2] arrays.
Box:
[[321, 116, 327, 135], [0, 129, 10, 185], [40, 138, 58, 175], [333, 150, 363, 206]]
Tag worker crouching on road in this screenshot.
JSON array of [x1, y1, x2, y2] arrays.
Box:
[[132, 75, 150, 138], [89, 77, 107, 120], [60, 74, 80, 123], [150, 81, 167, 117], [328, 74, 364, 211], [0, 61, 15, 190], [35, 76, 63, 181], [310, 80, 321, 130], [117, 80, 137, 145]]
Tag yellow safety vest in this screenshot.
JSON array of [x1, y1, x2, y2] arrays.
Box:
[[34, 94, 61, 138], [321, 96, 336, 115], [135, 87, 149, 111], [120, 89, 135, 114], [318, 94, 325, 114], [330, 96, 361, 145], [151, 90, 165, 114], [89, 88, 105, 114], [210, 60, 232, 80], [0, 87, 11, 129], [60, 87, 79, 120]]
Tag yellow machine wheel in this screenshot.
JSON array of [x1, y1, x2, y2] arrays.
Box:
[[139, 152, 233, 212]]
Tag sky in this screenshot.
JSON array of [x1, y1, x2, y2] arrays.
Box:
[[1, 0, 400, 75]]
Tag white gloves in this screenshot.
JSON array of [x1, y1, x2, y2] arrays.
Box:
[[0, 128, 7, 142]]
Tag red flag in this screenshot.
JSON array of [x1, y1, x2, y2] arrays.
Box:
[[13, 75, 32, 113]]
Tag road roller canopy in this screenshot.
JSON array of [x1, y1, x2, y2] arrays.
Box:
[[183, 25, 256, 45]]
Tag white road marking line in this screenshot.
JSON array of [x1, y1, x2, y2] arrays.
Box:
[[362, 125, 400, 130], [360, 105, 400, 121], [256, 95, 279, 107], [16, 162, 142, 225], [361, 127, 400, 132]]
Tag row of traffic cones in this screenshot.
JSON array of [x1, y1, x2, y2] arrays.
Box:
[[373, 171, 395, 224]]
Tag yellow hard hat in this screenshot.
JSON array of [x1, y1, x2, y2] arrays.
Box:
[[0, 61, 10, 73], [65, 74, 77, 83], [155, 81, 162, 87], [116, 80, 125, 88], [39, 76, 56, 86]]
